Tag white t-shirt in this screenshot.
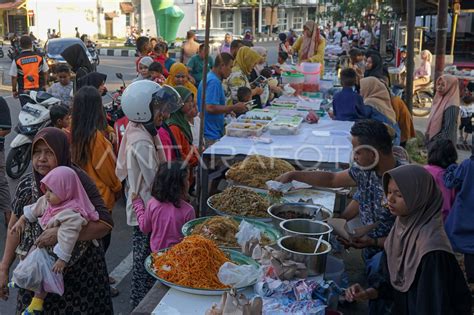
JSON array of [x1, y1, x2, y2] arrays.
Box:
[[360, 30, 372, 46]]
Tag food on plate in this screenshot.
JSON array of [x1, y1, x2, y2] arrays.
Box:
[[151, 235, 231, 289], [210, 186, 271, 218], [226, 155, 295, 189], [191, 216, 271, 247]]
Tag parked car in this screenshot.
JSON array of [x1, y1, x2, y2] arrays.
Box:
[[44, 38, 96, 81]]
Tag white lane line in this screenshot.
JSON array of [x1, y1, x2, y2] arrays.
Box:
[[109, 251, 133, 287]]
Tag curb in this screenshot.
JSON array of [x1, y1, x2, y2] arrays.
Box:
[[98, 49, 136, 57], [256, 37, 278, 42]]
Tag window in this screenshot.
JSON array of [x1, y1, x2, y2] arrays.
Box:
[[277, 10, 287, 31], [125, 13, 131, 27], [28, 16, 35, 27], [220, 11, 234, 32], [293, 16, 303, 30]]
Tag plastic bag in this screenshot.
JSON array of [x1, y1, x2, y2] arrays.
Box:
[[218, 262, 259, 288], [12, 248, 64, 295], [236, 220, 261, 247]]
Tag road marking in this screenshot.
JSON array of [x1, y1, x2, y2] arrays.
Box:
[[109, 251, 133, 286]]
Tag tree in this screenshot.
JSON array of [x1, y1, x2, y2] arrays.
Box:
[[249, 0, 258, 37], [267, 0, 283, 38]]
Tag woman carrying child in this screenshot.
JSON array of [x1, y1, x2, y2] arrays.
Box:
[[11, 166, 100, 314], [0, 128, 113, 313]]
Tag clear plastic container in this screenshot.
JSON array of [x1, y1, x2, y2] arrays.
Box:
[[281, 73, 305, 85], [300, 62, 321, 74], [225, 122, 265, 138], [268, 116, 303, 135]]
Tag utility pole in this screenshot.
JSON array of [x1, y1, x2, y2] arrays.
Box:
[[405, 0, 415, 113], [258, 0, 263, 34], [434, 0, 448, 82], [450, 0, 461, 55]]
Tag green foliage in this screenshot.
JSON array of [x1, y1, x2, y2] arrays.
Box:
[[319, 0, 393, 26]]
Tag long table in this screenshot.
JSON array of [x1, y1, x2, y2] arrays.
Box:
[[132, 117, 355, 314], [198, 118, 355, 216]]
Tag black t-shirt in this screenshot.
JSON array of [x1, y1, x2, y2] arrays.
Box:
[[0, 97, 11, 141]]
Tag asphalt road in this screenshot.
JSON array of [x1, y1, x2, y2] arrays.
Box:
[[0, 43, 467, 315]]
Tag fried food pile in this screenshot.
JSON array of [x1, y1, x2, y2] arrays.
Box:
[[226, 155, 295, 189], [210, 186, 270, 218]]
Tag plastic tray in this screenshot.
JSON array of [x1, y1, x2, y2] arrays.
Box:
[[268, 116, 303, 135], [225, 122, 265, 138]]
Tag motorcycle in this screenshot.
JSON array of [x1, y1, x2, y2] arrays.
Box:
[[411, 81, 434, 117], [8, 44, 19, 61], [6, 91, 62, 179], [87, 41, 100, 67], [104, 73, 129, 149], [392, 81, 434, 117], [124, 35, 136, 47]]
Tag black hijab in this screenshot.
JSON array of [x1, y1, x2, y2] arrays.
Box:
[[61, 43, 93, 74], [76, 72, 107, 91], [364, 54, 384, 79], [31, 128, 111, 225]]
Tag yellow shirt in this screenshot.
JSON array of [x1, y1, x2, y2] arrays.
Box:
[[293, 36, 326, 75]]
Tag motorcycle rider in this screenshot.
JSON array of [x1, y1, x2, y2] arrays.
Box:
[[9, 35, 49, 106]]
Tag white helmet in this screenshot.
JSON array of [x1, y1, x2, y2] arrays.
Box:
[[121, 80, 161, 123], [121, 81, 183, 123]]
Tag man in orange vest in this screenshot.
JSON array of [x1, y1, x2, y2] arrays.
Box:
[[10, 35, 49, 106]]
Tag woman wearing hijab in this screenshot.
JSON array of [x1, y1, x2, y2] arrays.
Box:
[[425, 74, 460, 145], [364, 53, 389, 86], [226, 46, 264, 103], [292, 20, 326, 75], [359, 77, 401, 145], [76, 71, 107, 95], [413, 49, 432, 91], [0, 128, 114, 313], [133, 56, 154, 81], [167, 86, 199, 184], [60, 43, 93, 83], [164, 62, 197, 99], [346, 165, 471, 314]]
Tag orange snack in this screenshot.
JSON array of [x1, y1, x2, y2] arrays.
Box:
[[151, 235, 231, 289]]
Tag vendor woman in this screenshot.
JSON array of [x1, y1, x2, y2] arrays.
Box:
[[292, 20, 326, 75], [345, 165, 471, 314]]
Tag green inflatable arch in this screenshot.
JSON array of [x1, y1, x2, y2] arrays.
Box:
[[150, 0, 185, 43]]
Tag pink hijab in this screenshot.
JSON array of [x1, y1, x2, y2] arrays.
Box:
[[300, 20, 320, 61], [426, 75, 460, 139], [40, 166, 99, 226]]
